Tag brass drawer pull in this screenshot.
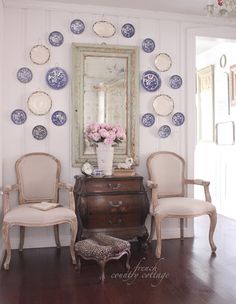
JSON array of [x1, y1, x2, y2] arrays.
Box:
[[109, 201, 123, 208], [107, 183, 121, 190]]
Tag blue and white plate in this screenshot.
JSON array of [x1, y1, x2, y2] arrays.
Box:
[[48, 31, 64, 46], [142, 38, 155, 53], [121, 23, 135, 38], [169, 75, 183, 89], [32, 125, 47, 140], [17, 67, 33, 83], [51, 111, 67, 126], [141, 70, 161, 92], [172, 112, 185, 126], [46, 67, 68, 90], [158, 125, 171, 138], [70, 19, 85, 34], [11, 109, 27, 125], [141, 113, 155, 127]]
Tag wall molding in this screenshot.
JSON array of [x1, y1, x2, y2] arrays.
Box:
[[4, 0, 236, 26]]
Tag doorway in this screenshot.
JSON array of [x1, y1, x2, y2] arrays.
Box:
[[195, 36, 236, 220]]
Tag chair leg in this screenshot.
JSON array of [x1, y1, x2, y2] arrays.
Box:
[[180, 218, 184, 241], [53, 225, 61, 248], [154, 215, 163, 259], [208, 211, 217, 253], [148, 215, 156, 243], [69, 217, 78, 265], [19, 226, 25, 251], [2, 222, 11, 270]]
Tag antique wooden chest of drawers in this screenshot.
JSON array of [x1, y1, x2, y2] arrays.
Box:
[[74, 175, 149, 245]]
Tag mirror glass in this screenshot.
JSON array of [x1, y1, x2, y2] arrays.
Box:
[[72, 43, 139, 167]]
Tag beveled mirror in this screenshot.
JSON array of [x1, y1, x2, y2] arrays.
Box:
[[72, 43, 139, 166]]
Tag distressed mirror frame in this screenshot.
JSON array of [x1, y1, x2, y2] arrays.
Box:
[[71, 43, 139, 167]]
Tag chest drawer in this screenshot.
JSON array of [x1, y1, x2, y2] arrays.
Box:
[[87, 213, 141, 229], [86, 194, 142, 215], [85, 179, 142, 193]]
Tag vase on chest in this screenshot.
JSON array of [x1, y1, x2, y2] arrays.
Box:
[[96, 142, 114, 176]]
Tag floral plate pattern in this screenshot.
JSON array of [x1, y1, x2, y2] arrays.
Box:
[[70, 19, 85, 34], [46, 67, 68, 90], [17, 67, 33, 83], [158, 125, 171, 138], [172, 112, 185, 126], [121, 23, 135, 38], [169, 75, 182, 89], [141, 70, 161, 92], [142, 38, 155, 53], [11, 109, 27, 125], [141, 113, 155, 127], [51, 111, 67, 126], [48, 31, 64, 46], [32, 125, 47, 140]]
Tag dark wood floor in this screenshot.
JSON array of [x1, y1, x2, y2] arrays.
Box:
[[1, 215, 236, 304]]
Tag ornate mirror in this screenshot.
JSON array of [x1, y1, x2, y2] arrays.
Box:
[[72, 43, 139, 166]]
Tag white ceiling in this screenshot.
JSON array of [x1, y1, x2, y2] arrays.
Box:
[[29, 0, 208, 16]]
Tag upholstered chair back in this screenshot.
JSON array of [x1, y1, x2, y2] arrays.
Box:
[[15, 153, 60, 204], [147, 151, 185, 197]]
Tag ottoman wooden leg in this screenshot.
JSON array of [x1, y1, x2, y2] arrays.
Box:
[[98, 260, 106, 282], [126, 250, 131, 271], [75, 256, 81, 272]]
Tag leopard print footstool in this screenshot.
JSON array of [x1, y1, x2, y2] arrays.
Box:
[[75, 233, 131, 282]]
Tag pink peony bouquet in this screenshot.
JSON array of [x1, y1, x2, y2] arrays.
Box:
[[85, 123, 126, 145]]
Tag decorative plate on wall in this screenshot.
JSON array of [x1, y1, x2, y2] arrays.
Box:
[[154, 53, 172, 72], [121, 23, 135, 38], [48, 31, 64, 46], [93, 21, 116, 38], [153, 94, 174, 116], [32, 125, 47, 140], [141, 70, 161, 92], [142, 38, 155, 53], [158, 125, 171, 138], [46, 67, 68, 90], [11, 109, 27, 125], [17, 67, 33, 83], [51, 111, 67, 126], [70, 19, 85, 34], [141, 113, 155, 127], [220, 54, 227, 68], [30, 45, 50, 65], [172, 112, 185, 126], [169, 75, 182, 89], [27, 91, 52, 115]]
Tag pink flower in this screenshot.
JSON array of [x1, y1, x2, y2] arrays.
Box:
[[85, 123, 126, 145]]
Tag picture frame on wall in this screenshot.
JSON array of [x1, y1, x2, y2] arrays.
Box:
[[230, 64, 236, 106], [197, 65, 215, 143]]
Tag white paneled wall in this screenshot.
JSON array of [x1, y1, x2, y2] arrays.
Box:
[[2, 0, 236, 249], [0, 0, 4, 262]]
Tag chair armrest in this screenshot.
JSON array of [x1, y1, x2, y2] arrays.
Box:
[[58, 182, 75, 211], [3, 184, 19, 215], [146, 180, 158, 189], [146, 180, 159, 213], [184, 179, 211, 202]]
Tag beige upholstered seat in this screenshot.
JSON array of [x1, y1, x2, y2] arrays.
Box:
[[2, 153, 78, 270], [146, 151, 217, 258]]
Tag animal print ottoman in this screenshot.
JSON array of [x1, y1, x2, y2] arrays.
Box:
[[75, 233, 131, 282]]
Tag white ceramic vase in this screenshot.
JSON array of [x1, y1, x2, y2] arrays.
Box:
[[96, 142, 114, 176]]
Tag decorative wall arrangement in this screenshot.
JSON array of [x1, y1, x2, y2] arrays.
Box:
[[12, 16, 184, 142], [140, 38, 185, 138]]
